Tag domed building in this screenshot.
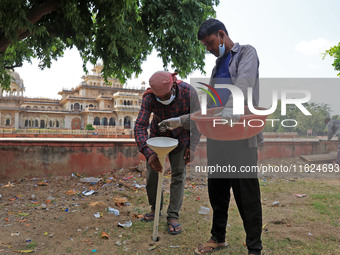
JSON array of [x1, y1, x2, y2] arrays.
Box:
[[0, 66, 144, 132]]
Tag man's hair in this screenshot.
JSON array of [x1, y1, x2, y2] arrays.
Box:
[[325, 117, 331, 124], [197, 19, 228, 40]]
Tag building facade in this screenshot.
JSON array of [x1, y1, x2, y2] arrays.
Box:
[[0, 65, 144, 130]]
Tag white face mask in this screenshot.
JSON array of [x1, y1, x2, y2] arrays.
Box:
[[218, 35, 225, 58], [156, 91, 176, 105]]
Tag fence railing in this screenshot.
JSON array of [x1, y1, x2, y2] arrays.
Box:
[[0, 128, 134, 136]]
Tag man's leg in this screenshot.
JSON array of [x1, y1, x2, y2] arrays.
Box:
[[208, 178, 231, 243], [231, 143, 262, 255], [146, 160, 163, 216], [232, 178, 262, 255], [167, 148, 186, 220]]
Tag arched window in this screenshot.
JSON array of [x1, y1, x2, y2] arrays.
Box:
[[93, 117, 100, 125], [71, 104, 74, 110], [102, 117, 108, 126], [109, 117, 115, 126], [123, 100, 127, 105], [26, 106, 31, 110], [41, 106, 45, 110], [74, 103, 80, 111], [25, 119, 28, 127], [124, 116, 131, 128], [49, 120, 53, 127], [35, 120, 39, 127], [47, 107, 52, 110], [55, 107, 59, 110], [5, 119, 10, 126], [28, 120, 32, 127], [89, 104, 93, 108], [56, 120, 59, 128], [40, 120, 45, 128], [33, 106, 38, 110]]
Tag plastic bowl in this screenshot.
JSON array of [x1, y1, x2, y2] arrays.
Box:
[[191, 106, 269, 141]]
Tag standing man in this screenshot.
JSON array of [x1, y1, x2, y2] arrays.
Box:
[[134, 71, 200, 235], [325, 118, 340, 164], [194, 19, 263, 255]]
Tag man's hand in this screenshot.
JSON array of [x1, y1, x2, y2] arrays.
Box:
[[184, 147, 195, 164], [158, 117, 182, 132], [214, 107, 241, 124], [148, 154, 163, 173]]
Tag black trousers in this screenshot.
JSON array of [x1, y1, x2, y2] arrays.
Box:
[[207, 138, 262, 255]]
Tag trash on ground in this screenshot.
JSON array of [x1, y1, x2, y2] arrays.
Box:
[[293, 193, 307, 198], [101, 231, 109, 239], [272, 201, 280, 207], [114, 197, 128, 207], [107, 207, 119, 215], [198, 206, 210, 214], [82, 190, 95, 196], [93, 212, 102, 218], [118, 221, 132, 228], [80, 177, 101, 183], [148, 245, 157, 251]]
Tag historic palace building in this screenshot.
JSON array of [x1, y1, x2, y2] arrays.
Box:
[[0, 65, 144, 130]]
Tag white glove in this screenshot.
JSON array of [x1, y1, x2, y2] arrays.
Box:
[[214, 107, 241, 123], [158, 117, 182, 131]]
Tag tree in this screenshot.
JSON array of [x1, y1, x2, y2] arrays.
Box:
[[324, 42, 340, 76], [264, 101, 331, 136], [0, 0, 219, 89]]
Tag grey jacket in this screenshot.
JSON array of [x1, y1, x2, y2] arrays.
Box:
[[180, 43, 262, 146], [209, 43, 261, 147], [327, 119, 340, 140]]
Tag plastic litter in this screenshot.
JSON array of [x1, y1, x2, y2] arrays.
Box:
[[107, 207, 119, 215], [93, 212, 101, 218], [82, 190, 95, 196], [115, 241, 122, 246], [272, 201, 280, 207], [118, 221, 132, 228], [293, 193, 307, 198], [198, 206, 210, 215], [80, 177, 101, 183], [11, 232, 20, 236]]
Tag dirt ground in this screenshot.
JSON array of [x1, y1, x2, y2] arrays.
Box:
[[0, 158, 339, 255]]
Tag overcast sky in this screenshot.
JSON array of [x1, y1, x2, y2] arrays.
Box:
[[16, 0, 340, 112]]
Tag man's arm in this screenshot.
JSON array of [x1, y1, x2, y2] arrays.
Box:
[[134, 96, 156, 160], [226, 45, 259, 108]]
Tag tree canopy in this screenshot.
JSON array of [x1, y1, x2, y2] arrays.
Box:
[[264, 101, 332, 136], [0, 0, 219, 89], [324, 42, 340, 76]]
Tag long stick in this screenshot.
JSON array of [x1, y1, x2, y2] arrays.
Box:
[[152, 155, 165, 241]]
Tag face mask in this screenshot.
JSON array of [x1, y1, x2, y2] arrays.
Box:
[[156, 91, 176, 105], [218, 35, 225, 57]]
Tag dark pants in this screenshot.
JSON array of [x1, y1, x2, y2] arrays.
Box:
[[207, 138, 262, 255]]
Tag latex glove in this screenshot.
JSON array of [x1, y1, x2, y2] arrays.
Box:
[[158, 117, 182, 132], [148, 154, 162, 173], [214, 107, 241, 123]]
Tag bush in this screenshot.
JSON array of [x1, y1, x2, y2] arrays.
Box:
[[86, 124, 95, 131]]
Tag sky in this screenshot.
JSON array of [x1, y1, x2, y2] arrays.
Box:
[[16, 0, 340, 112]]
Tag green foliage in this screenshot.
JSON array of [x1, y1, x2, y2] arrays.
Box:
[[323, 42, 340, 76], [264, 100, 332, 135], [0, 0, 219, 89], [85, 123, 95, 130]]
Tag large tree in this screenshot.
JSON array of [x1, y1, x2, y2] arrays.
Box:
[[0, 0, 219, 89], [324, 42, 340, 76]]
